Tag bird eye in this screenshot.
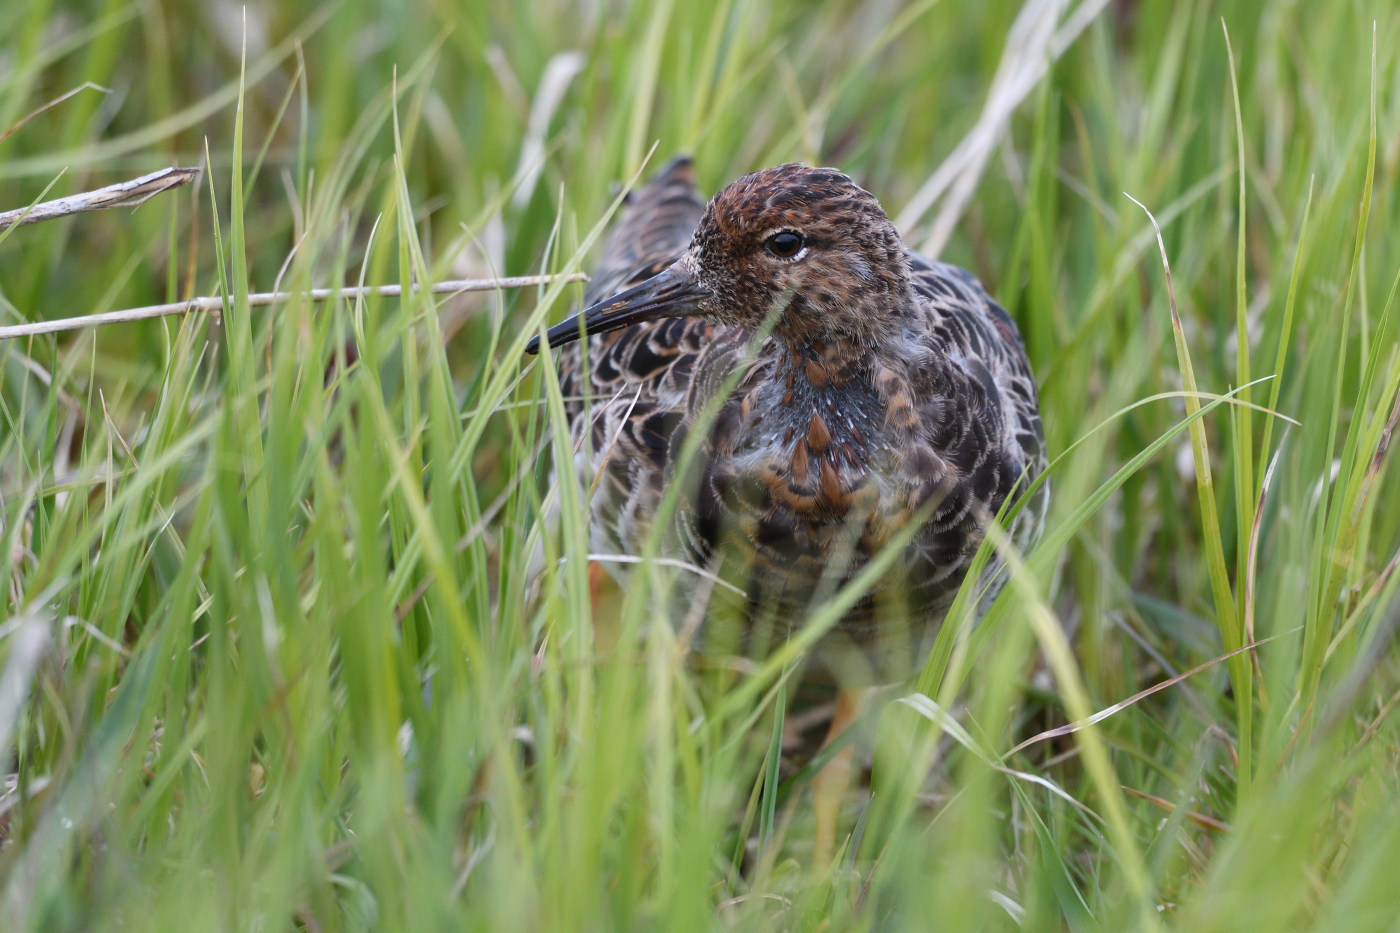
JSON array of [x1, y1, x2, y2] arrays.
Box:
[[765, 231, 804, 259]]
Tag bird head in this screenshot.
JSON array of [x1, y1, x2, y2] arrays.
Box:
[[526, 164, 914, 354]]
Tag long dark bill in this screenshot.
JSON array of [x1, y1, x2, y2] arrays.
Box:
[[525, 264, 707, 354]]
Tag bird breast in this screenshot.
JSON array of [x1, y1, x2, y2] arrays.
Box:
[[706, 346, 922, 566]]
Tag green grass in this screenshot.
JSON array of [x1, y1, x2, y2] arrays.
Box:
[[2, 0, 1400, 929]]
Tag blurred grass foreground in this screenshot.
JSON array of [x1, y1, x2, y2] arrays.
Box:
[[3, 0, 1400, 930]]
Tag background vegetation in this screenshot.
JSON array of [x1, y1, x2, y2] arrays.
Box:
[[1, 0, 1399, 929]]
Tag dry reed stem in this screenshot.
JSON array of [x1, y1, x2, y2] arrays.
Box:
[[0, 167, 200, 232], [0, 273, 589, 340]]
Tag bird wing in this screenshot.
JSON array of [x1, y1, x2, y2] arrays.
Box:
[[902, 250, 1050, 610], [584, 155, 709, 302], [556, 156, 718, 560], [905, 251, 1044, 470]]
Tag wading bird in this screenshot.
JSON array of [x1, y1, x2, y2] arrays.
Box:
[[527, 157, 1047, 864]]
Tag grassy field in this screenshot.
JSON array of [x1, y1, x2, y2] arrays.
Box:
[[2, 0, 1400, 929]]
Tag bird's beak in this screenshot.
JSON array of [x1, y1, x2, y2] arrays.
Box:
[[525, 263, 707, 354]]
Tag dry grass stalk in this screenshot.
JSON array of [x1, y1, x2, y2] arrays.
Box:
[[0, 167, 200, 232], [0, 273, 590, 340]]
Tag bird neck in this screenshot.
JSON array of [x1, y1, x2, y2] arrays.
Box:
[[773, 335, 873, 393], [771, 288, 916, 353]]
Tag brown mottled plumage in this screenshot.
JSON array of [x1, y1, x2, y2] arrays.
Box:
[[529, 157, 1048, 682]]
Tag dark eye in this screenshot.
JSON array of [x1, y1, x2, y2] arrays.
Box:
[[765, 230, 804, 258]]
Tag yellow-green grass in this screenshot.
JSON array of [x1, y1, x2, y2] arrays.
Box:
[[1, 0, 1399, 929]]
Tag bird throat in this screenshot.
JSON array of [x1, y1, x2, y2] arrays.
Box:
[[754, 338, 889, 479]]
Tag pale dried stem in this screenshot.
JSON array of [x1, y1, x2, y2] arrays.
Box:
[[0, 167, 199, 232], [0, 273, 588, 340], [895, 0, 1111, 257]]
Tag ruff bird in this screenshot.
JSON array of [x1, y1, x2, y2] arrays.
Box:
[[527, 157, 1047, 862]]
